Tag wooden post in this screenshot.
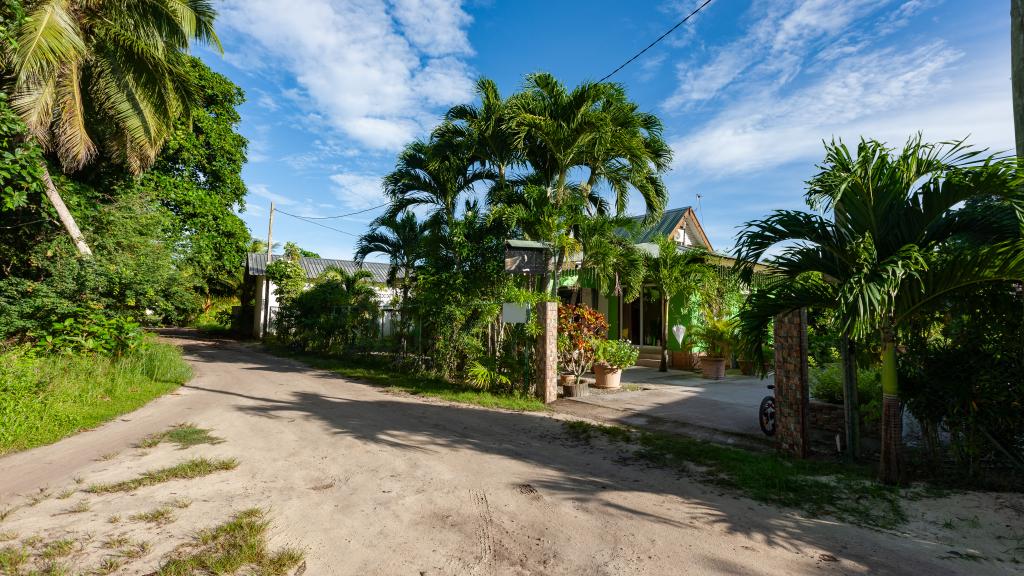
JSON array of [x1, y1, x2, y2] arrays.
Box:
[[536, 301, 557, 403], [1013, 0, 1024, 158]]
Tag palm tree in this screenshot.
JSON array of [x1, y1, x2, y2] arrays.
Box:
[[4, 0, 220, 255], [441, 78, 521, 195], [733, 136, 1024, 484], [506, 73, 670, 219], [355, 211, 427, 351], [383, 137, 495, 231], [646, 235, 711, 372], [576, 213, 646, 305]]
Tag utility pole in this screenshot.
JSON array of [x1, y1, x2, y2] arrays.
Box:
[[1013, 0, 1024, 158], [262, 202, 274, 337]]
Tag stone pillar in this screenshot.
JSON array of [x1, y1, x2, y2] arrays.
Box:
[[774, 309, 809, 458], [536, 301, 558, 403]]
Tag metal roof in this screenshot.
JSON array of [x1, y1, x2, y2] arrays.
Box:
[[628, 206, 690, 243], [245, 253, 393, 284]]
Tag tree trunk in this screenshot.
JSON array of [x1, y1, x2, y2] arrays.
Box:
[[840, 335, 860, 460], [659, 294, 669, 372], [41, 164, 91, 256], [879, 331, 903, 484]]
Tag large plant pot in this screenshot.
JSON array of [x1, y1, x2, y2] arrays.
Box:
[[701, 357, 727, 380], [593, 364, 622, 389], [672, 351, 700, 370], [563, 381, 589, 397], [738, 360, 755, 376], [558, 373, 574, 386]]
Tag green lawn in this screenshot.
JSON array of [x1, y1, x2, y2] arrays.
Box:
[[270, 348, 547, 412], [0, 342, 192, 455]]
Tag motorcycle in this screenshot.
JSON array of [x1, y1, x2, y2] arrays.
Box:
[[759, 384, 776, 437]]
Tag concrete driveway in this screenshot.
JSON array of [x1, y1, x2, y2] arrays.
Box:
[[557, 367, 773, 446]]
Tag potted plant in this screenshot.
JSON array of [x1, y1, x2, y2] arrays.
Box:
[[593, 340, 638, 389], [694, 317, 735, 380], [556, 305, 608, 397]]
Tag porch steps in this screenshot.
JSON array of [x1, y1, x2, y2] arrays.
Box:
[[635, 345, 662, 368]]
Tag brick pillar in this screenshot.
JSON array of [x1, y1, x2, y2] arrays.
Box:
[[774, 309, 809, 458], [536, 301, 558, 403]]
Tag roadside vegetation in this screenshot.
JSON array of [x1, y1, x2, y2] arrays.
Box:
[[272, 348, 547, 412], [564, 421, 909, 528], [0, 341, 191, 454]]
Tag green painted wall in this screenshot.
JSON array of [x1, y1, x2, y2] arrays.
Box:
[[666, 292, 701, 351]]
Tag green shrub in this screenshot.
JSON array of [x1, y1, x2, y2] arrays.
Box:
[[0, 341, 191, 454], [32, 310, 144, 355], [809, 362, 882, 418], [595, 339, 639, 370]]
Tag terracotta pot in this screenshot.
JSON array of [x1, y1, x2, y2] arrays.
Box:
[[738, 360, 755, 376], [593, 364, 622, 389], [701, 357, 727, 380], [672, 351, 700, 370], [558, 373, 574, 386]]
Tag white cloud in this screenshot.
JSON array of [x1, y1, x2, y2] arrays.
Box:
[[330, 172, 386, 209], [249, 184, 296, 206], [670, 41, 1015, 176], [219, 0, 475, 151], [663, 0, 895, 110]]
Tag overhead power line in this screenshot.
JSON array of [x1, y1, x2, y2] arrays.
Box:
[[275, 208, 362, 237], [286, 202, 389, 220], [598, 0, 714, 83]]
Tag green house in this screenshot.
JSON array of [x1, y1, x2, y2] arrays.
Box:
[[560, 206, 719, 367]]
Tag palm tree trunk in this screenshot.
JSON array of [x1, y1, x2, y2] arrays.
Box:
[[840, 334, 860, 460], [659, 294, 669, 372], [41, 164, 91, 256], [879, 329, 903, 484]]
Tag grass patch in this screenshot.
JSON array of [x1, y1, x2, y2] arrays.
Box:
[[86, 457, 238, 494], [66, 500, 90, 514], [270, 348, 547, 412], [40, 539, 74, 559], [137, 423, 223, 450], [158, 508, 303, 576], [130, 506, 175, 525], [0, 342, 192, 455], [563, 421, 907, 528]]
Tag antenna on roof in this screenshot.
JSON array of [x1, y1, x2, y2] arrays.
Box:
[[696, 193, 704, 222]]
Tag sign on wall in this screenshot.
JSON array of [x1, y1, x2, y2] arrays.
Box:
[[502, 303, 530, 324]]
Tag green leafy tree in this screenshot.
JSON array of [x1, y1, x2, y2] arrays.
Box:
[[646, 235, 711, 372], [3, 0, 220, 255], [265, 259, 306, 304], [734, 136, 1024, 484]]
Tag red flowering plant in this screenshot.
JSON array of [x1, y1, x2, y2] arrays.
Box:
[[557, 304, 608, 387]]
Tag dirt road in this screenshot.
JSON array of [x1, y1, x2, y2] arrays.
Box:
[[0, 336, 1018, 575]]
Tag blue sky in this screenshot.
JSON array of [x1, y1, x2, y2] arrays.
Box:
[[199, 0, 1015, 261]]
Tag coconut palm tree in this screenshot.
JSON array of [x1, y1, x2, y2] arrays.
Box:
[[4, 0, 220, 256], [733, 136, 1024, 484], [646, 235, 712, 372]]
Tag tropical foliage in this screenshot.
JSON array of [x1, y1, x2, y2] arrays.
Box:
[[733, 136, 1024, 483]]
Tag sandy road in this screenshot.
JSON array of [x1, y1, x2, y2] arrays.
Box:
[[0, 335, 1016, 575]]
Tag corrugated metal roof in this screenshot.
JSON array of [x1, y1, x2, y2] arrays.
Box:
[[628, 206, 690, 243], [245, 253, 393, 284]]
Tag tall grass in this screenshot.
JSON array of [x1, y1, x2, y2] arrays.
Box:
[[0, 342, 192, 454]]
